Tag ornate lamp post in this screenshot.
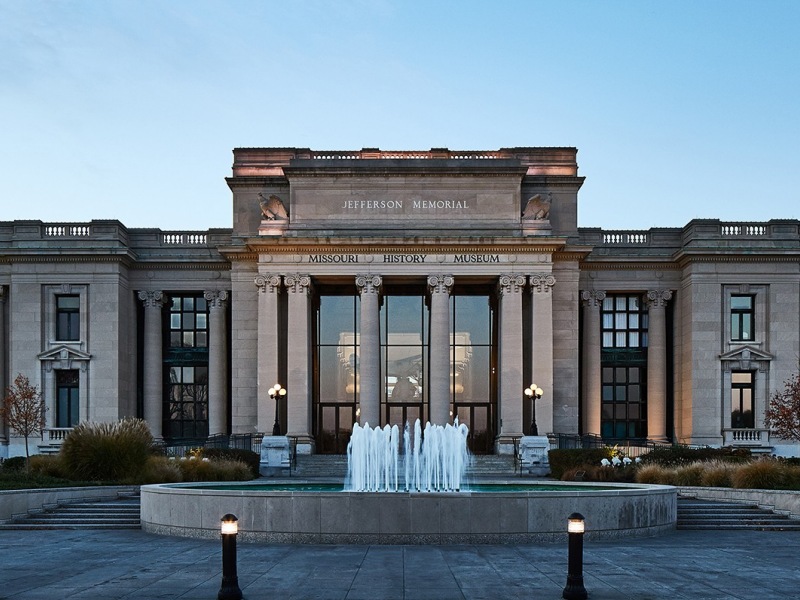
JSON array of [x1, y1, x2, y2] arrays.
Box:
[[269, 384, 286, 436], [524, 384, 543, 436]]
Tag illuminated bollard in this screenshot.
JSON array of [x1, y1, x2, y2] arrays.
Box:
[[218, 514, 243, 600], [562, 512, 587, 600]]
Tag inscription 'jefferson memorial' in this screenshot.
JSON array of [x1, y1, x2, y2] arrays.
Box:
[[339, 199, 471, 211]]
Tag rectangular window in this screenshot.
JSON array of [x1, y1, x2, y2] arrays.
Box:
[[731, 296, 754, 341], [56, 370, 80, 427], [601, 295, 648, 349], [600, 365, 646, 439], [56, 295, 80, 341], [169, 295, 208, 348], [166, 365, 209, 439], [731, 371, 755, 428]]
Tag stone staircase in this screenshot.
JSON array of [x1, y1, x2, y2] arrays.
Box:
[[291, 453, 520, 479], [677, 496, 800, 531], [0, 491, 141, 531]]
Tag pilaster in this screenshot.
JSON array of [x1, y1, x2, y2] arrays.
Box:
[[496, 274, 526, 453], [284, 274, 314, 453], [204, 289, 229, 436], [427, 274, 454, 425], [255, 274, 282, 434], [530, 273, 555, 435], [646, 289, 673, 442], [581, 290, 605, 436], [356, 274, 382, 428], [138, 290, 165, 439]]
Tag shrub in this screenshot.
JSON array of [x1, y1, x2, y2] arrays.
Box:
[[634, 464, 674, 485], [60, 418, 154, 482], [28, 454, 68, 478], [1, 456, 28, 472], [672, 462, 706, 486], [639, 446, 751, 467], [783, 466, 800, 490], [731, 459, 787, 490], [699, 461, 736, 487], [200, 448, 260, 478], [137, 456, 183, 484], [176, 457, 252, 482], [548, 448, 615, 480]]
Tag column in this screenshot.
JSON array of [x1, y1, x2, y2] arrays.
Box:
[[497, 274, 526, 453], [646, 289, 672, 442], [138, 290, 165, 439], [580, 290, 605, 436], [530, 274, 556, 435], [356, 274, 382, 427], [255, 274, 282, 434], [427, 274, 454, 425], [285, 274, 314, 452], [0, 287, 6, 444], [205, 290, 229, 436]]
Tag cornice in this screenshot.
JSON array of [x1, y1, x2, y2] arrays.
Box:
[[522, 175, 586, 188], [581, 262, 680, 271], [5, 255, 134, 265], [244, 244, 564, 254], [226, 176, 289, 189], [130, 262, 231, 271], [677, 254, 800, 267]]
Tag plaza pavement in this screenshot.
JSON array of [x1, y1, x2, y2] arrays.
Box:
[[1, 527, 798, 599]]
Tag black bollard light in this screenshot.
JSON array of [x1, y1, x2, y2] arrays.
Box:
[[218, 514, 243, 600], [562, 512, 587, 600]]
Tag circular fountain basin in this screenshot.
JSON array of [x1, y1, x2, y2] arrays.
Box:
[[141, 480, 676, 544]]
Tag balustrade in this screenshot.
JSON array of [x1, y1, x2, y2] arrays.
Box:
[[722, 428, 770, 446]]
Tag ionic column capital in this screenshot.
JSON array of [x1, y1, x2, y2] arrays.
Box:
[[580, 290, 606, 308], [355, 274, 383, 295], [204, 289, 228, 309], [646, 289, 673, 309], [255, 274, 282, 294], [498, 274, 526, 295], [285, 273, 313, 295], [137, 290, 165, 309], [530, 273, 556, 294], [427, 274, 454, 295]]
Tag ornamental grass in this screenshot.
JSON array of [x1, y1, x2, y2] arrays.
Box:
[[60, 418, 153, 482]]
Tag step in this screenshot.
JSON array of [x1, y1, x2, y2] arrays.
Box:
[[0, 523, 142, 531]]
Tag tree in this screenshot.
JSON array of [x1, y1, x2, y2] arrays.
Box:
[[765, 370, 800, 443], [1, 373, 47, 470]]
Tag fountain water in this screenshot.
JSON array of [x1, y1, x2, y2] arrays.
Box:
[[345, 418, 470, 492]]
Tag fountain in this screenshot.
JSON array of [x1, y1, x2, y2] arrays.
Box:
[[140, 418, 677, 543], [345, 419, 470, 492]]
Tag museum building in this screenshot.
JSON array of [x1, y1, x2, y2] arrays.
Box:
[[1, 146, 799, 459]]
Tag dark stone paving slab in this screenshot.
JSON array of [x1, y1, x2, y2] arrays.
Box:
[[0, 528, 798, 599]]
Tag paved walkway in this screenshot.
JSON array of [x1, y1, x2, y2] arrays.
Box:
[[1, 528, 798, 599]]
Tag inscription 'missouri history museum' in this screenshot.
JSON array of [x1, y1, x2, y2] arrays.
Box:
[[308, 254, 502, 264]]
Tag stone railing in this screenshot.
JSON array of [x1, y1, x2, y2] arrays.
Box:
[[720, 223, 769, 236], [722, 428, 771, 446], [43, 224, 91, 237], [310, 150, 506, 160], [601, 231, 649, 245], [44, 427, 73, 442], [161, 232, 208, 245]]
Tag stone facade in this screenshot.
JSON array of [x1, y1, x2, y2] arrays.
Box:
[[1, 147, 799, 457]]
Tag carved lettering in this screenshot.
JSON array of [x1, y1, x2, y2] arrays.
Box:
[[453, 254, 500, 263], [382, 254, 427, 263], [308, 255, 359, 264]]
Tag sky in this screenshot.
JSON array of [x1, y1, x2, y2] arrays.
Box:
[[1, 0, 798, 232]]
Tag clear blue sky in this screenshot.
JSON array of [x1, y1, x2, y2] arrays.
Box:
[[1, 0, 798, 231]]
